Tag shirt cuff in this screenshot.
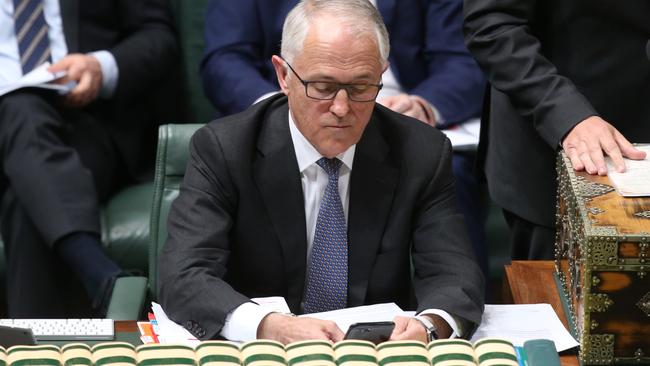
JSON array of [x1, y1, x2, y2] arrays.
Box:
[[220, 302, 275, 342], [429, 104, 444, 126], [90, 50, 118, 98], [418, 309, 463, 338]]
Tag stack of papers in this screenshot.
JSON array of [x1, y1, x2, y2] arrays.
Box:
[[146, 300, 578, 353], [470, 304, 579, 352]]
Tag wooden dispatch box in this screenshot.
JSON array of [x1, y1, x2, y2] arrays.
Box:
[[555, 151, 650, 365]]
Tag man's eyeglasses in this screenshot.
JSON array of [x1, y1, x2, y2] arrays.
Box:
[[283, 59, 382, 102]]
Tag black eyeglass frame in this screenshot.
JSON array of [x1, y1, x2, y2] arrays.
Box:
[[281, 57, 383, 102]]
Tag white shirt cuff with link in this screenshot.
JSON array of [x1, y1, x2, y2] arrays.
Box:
[[220, 302, 276, 342]]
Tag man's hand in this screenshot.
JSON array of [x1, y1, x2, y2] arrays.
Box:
[[390, 314, 453, 343], [49, 54, 103, 108], [257, 313, 344, 344], [562, 116, 646, 175], [378, 94, 436, 127], [389, 316, 429, 343]]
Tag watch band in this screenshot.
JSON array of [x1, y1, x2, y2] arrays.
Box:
[[414, 315, 438, 342]]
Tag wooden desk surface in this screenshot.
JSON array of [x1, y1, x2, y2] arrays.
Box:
[[505, 260, 579, 366], [115, 320, 138, 333]]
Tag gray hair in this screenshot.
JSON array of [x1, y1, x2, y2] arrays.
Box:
[[280, 0, 390, 64]]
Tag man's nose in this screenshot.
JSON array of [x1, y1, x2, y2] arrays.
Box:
[[329, 88, 350, 117]]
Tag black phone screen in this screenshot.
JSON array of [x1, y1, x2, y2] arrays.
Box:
[[344, 321, 395, 344]]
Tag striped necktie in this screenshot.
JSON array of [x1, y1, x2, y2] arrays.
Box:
[[303, 157, 348, 313], [13, 0, 51, 74]]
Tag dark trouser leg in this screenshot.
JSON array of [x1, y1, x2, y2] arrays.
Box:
[[0, 91, 121, 317], [503, 209, 555, 260], [452, 152, 488, 278], [1, 190, 93, 318]]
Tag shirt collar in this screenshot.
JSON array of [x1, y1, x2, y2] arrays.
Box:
[[288, 110, 356, 173]]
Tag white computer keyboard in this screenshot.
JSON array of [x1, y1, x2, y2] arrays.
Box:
[[0, 319, 114, 341]]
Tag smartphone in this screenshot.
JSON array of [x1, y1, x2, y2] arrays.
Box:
[[344, 321, 395, 344]]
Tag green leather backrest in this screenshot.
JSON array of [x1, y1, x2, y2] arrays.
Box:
[[169, 0, 215, 123], [149, 124, 203, 299], [102, 182, 153, 273]]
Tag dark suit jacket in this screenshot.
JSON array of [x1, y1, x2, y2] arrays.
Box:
[[158, 94, 485, 340], [464, 0, 650, 227], [59, 0, 178, 178], [201, 0, 484, 126]]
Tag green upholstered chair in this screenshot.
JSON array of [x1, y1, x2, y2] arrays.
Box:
[[149, 123, 203, 300]]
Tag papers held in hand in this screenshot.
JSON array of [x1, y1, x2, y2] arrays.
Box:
[[0, 62, 76, 97]]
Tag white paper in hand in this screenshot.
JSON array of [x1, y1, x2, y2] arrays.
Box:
[[0, 62, 74, 96]]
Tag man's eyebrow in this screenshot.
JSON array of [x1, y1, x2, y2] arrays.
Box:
[[308, 73, 378, 83]]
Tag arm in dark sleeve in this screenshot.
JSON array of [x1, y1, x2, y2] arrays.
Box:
[[463, 0, 597, 146], [412, 136, 485, 336], [158, 126, 249, 340], [201, 0, 280, 114], [111, 0, 179, 102], [409, 0, 485, 126]]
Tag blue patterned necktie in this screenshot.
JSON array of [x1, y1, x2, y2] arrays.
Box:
[[303, 157, 348, 313], [13, 0, 51, 74]]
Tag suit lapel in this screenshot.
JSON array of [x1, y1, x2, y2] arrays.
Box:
[[347, 114, 399, 306], [59, 0, 79, 53], [252, 101, 307, 312]]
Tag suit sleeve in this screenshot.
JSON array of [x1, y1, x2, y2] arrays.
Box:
[[201, 0, 279, 115], [408, 0, 485, 126], [110, 0, 178, 102], [463, 0, 597, 146], [158, 126, 249, 340], [412, 135, 485, 336]]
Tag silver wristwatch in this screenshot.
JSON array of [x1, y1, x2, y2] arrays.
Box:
[[414, 315, 438, 342]]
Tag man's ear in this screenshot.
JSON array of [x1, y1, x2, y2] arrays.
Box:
[[271, 55, 290, 95], [382, 60, 390, 74]]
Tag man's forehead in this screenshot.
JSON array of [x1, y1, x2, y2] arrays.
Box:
[[295, 24, 382, 70]]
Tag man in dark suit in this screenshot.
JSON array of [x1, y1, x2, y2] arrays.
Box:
[[202, 0, 491, 280], [464, 0, 650, 259], [160, 0, 483, 344], [0, 0, 177, 316]]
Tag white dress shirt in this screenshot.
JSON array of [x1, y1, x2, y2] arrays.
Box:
[[220, 110, 462, 341], [0, 0, 118, 97]]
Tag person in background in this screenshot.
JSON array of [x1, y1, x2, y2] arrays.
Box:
[[160, 0, 484, 344], [201, 0, 490, 279], [0, 0, 178, 317], [464, 0, 650, 259]]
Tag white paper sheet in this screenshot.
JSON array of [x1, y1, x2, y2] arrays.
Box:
[[606, 144, 650, 196], [442, 118, 480, 151], [470, 304, 579, 352], [151, 302, 200, 346], [0, 62, 73, 96]]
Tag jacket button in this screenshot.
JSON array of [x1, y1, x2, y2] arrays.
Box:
[[185, 320, 194, 329]]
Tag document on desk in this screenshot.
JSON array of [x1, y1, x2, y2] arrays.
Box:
[[605, 144, 650, 196], [300, 302, 409, 333], [470, 304, 579, 352]]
